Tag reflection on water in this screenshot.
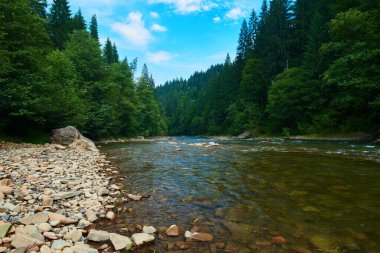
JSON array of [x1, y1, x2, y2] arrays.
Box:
[[101, 137, 380, 252]]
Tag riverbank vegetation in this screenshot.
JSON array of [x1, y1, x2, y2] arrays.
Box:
[[156, 0, 380, 137], [0, 0, 167, 141]]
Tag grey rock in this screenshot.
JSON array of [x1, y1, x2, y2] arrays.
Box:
[[142, 226, 157, 234], [71, 245, 98, 253], [110, 233, 133, 250], [85, 210, 97, 222], [51, 191, 82, 200], [11, 233, 45, 248], [131, 233, 155, 246], [19, 212, 49, 225], [78, 219, 91, 229], [13, 248, 27, 253], [87, 230, 110, 242], [52, 239, 71, 250]]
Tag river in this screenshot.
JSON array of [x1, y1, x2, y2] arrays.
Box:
[[100, 137, 380, 253]]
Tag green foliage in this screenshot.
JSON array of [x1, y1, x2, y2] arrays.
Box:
[[72, 8, 86, 31], [38, 50, 87, 129], [49, 0, 72, 50], [89, 14, 99, 41], [321, 9, 380, 134], [0, 0, 51, 132], [0, 0, 167, 140], [267, 68, 322, 134], [157, 0, 379, 137], [64, 30, 102, 83]]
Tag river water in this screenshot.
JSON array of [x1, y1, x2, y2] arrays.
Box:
[[101, 137, 380, 253]]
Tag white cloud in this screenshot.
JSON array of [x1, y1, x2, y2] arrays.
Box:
[[147, 51, 175, 63], [225, 7, 245, 20], [213, 16, 221, 23], [111, 11, 153, 48], [150, 11, 160, 18], [151, 23, 168, 32], [148, 0, 218, 14]]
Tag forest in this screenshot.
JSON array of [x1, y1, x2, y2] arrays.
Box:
[[0, 0, 167, 141], [1, 0, 379, 140], [156, 0, 380, 137]]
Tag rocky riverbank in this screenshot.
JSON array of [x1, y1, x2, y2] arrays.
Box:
[[0, 141, 160, 252]]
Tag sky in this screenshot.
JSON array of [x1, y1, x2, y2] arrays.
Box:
[[47, 0, 262, 85]]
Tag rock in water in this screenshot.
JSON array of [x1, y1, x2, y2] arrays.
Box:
[[237, 131, 251, 139], [166, 225, 181, 237], [87, 230, 110, 242], [131, 233, 155, 246], [142, 226, 157, 234], [110, 233, 133, 250], [185, 231, 213, 242]]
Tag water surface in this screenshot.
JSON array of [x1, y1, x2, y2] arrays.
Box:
[[101, 137, 380, 252]]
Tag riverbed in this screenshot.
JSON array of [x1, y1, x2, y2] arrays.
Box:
[[101, 137, 380, 253]]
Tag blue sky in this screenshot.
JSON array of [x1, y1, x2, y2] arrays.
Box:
[[48, 0, 262, 85]]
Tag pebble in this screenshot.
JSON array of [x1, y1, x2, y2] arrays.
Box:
[[166, 224, 181, 237], [0, 142, 121, 253]]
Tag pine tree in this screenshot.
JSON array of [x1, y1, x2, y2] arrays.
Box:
[[102, 38, 113, 65], [30, 0, 48, 19], [248, 9, 259, 48], [236, 20, 251, 60], [112, 43, 119, 63], [302, 11, 325, 76], [224, 53, 231, 66], [49, 0, 72, 50], [0, 0, 50, 133], [89, 14, 99, 41], [258, 0, 269, 30], [72, 8, 86, 31]]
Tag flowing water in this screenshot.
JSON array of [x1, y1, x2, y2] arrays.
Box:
[[100, 137, 380, 253]]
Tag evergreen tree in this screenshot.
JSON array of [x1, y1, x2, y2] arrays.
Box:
[[40, 50, 87, 129], [248, 9, 259, 48], [112, 43, 119, 63], [129, 58, 138, 76], [0, 0, 51, 134], [49, 0, 72, 50], [102, 38, 113, 65], [258, 0, 269, 29], [236, 20, 251, 60], [72, 8, 86, 31], [30, 0, 48, 19], [89, 14, 99, 41], [64, 30, 102, 83], [137, 65, 167, 136]]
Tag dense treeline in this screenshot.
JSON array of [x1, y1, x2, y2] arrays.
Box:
[[0, 0, 166, 140], [157, 0, 380, 137]]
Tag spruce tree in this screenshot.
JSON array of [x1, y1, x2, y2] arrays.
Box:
[[102, 38, 113, 65], [30, 0, 48, 19], [112, 43, 119, 63], [0, 0, 50, 133], [49, 0, 72, 50], [248, 9, 259, 48], [89, 14, 99, 41], [236, 20, 251, 60], [72, 8, 86, 31]]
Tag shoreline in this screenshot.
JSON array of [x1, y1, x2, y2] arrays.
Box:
[[0, 141, 219, 253], [0, 141, 157, 252], [98, 134, 378, 145]]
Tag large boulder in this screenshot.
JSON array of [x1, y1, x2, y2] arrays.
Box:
[[237, 131, 252, 140], [51, 126, 97, 151], [51, 126, 80, 145]]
